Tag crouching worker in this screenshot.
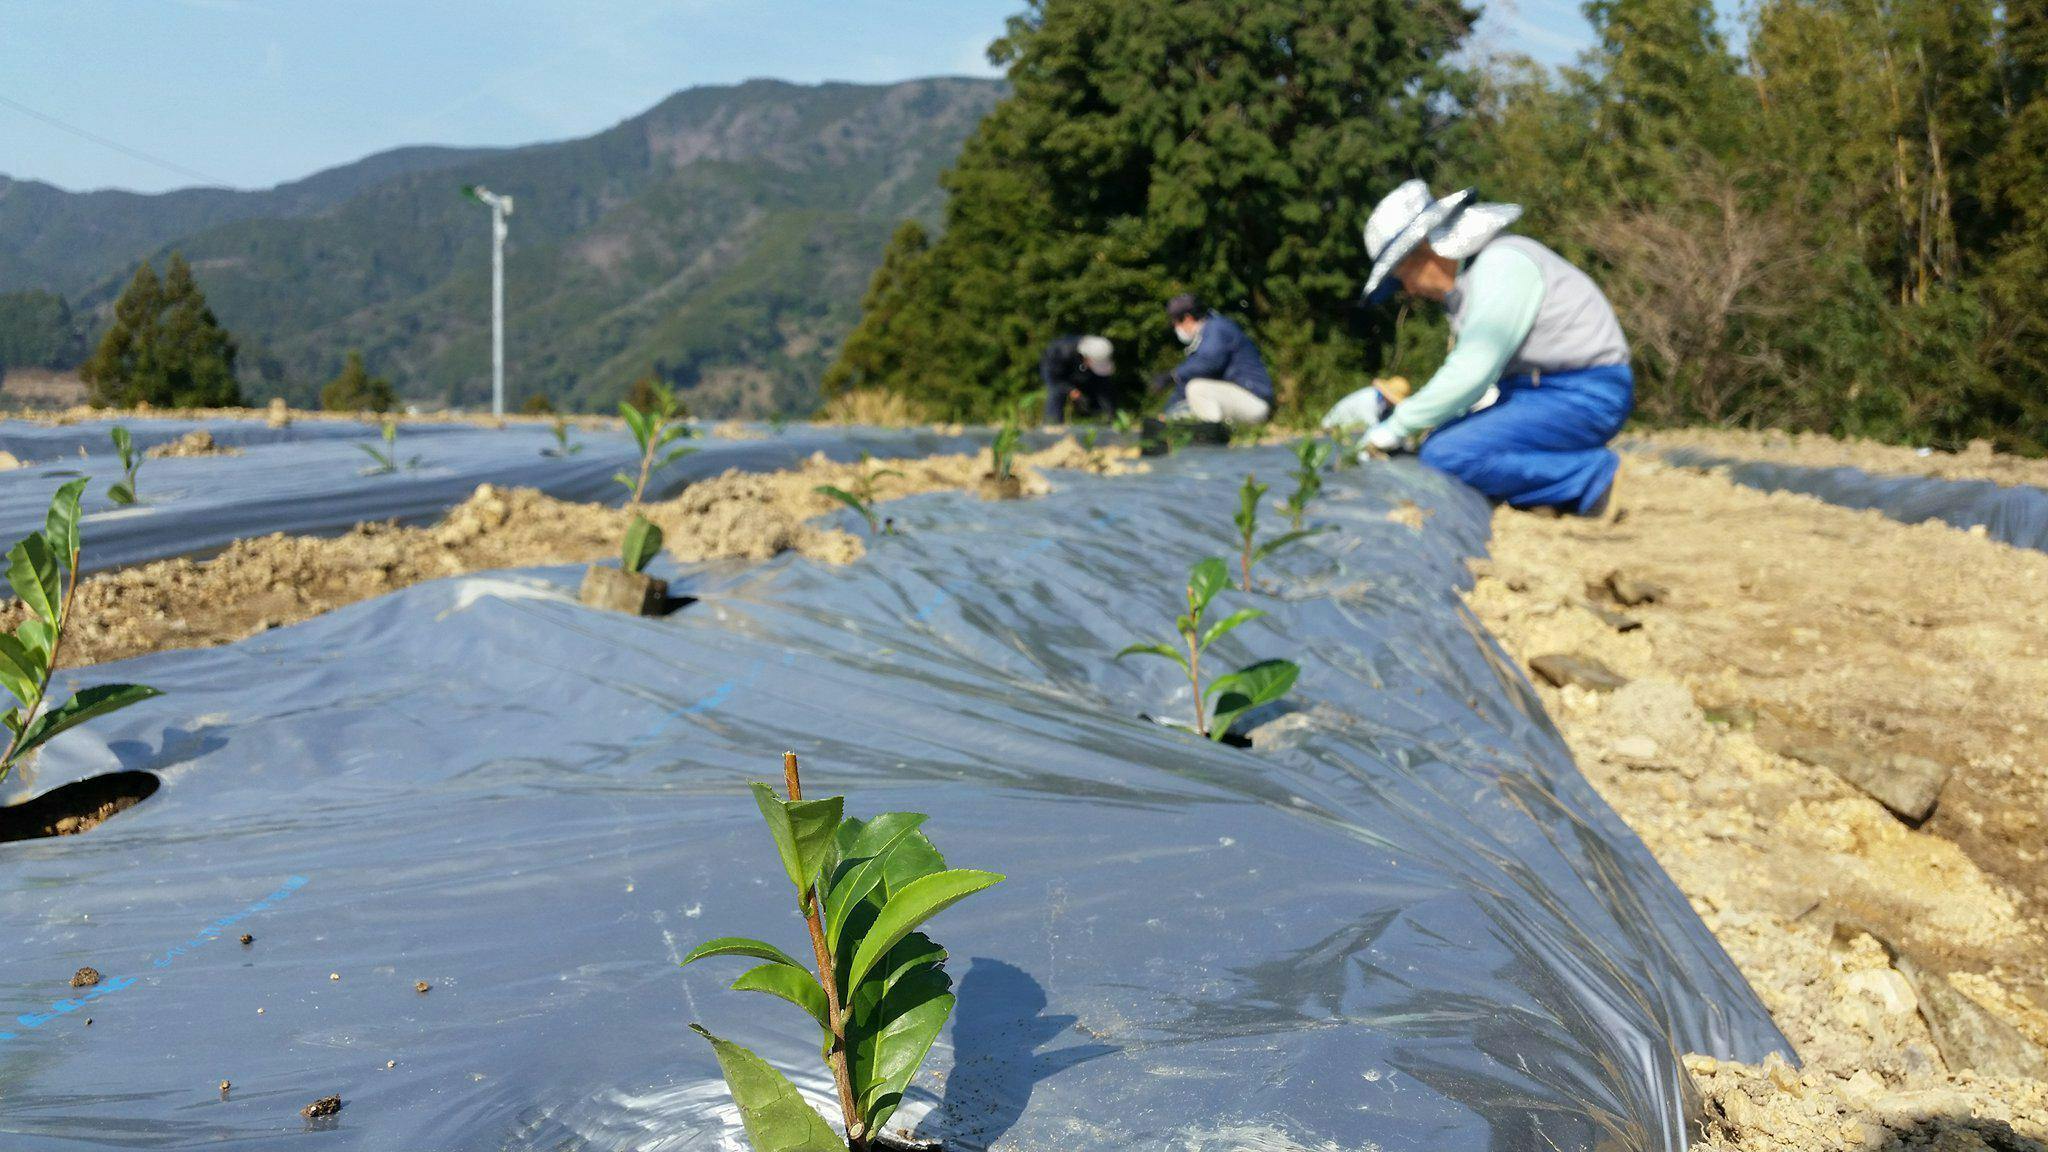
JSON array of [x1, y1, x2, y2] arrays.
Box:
[[1323, 181, 1633, 516], [1041, 334, 1118, 423], [1156, 295, 1274, 426]]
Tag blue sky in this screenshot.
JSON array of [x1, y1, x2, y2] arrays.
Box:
[[3, 0, 1604, 194]]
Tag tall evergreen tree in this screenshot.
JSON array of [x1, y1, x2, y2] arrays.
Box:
[[320, 349, 397, 413], [829, 0, 1478, 421], [82, 253, 242, 408]]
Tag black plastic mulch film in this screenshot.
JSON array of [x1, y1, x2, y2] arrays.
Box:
[[0, 440, 1787, 1150], [1648, 443, 2048, 555]]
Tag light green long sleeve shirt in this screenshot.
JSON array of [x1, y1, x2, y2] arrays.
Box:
[[1380, 245, 1546, 439]]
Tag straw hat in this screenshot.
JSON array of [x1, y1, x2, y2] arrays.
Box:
[[1360, 180, 1524, 301]]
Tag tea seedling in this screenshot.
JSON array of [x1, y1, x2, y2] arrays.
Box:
[[1325, 427, 1358, 469], [1111, 409, 1138, 435], [814, 453, 901, 537], [616, 381, 696, 505], [545, 417, 584, 457], [0, 480, 161, 785], [686, 752, 1003, 1152], [621, 515, 663, 576], [1234, 474, 1328, 591], [357, 420, 419, 475], [106, 427, 142, 505], [989, 407, 1024, 483], [768, 412, 790, 437], [1118, 557, 1300, 741], [1278, 439, 1335, 530]]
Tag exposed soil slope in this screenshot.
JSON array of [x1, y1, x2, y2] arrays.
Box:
[[1471, 452, 2048, 1149]]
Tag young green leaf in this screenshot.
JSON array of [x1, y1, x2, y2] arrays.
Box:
[[0, 633, 40, 705], [681, 936, 811, 971], [1186, 557, 1231, 615], [813, 485, 879, 535], [107, 482, 135, 506], [1199, 607, 1267, 650], [849, 965, 955, 1130], [621, 515, 663, 575], [844, 868, 1003, 992], [688, 1026, 846, 1152], [824, 819, 928, 948], [14, 683, 163, 759], [730, 963, 832, 1034], [6, 534, 59, 624], [878, 829, 947, 899], [1114, 642, 1188, 670], [750, 783, 844, 906], [45, 478, 86, 562], [1206, 659, 1300, 741], [1252, 526, 1332, 565]]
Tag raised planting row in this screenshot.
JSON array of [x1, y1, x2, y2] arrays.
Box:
[[1644, 442, 2048, 555], [0, 417, 995, 574], [0, 444, 1787, 1149]]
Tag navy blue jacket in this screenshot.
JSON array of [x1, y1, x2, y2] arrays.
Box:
[[1172, 313, 1274, 401]]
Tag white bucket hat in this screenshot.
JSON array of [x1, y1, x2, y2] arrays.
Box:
[[1077, 334, 1114, 375], [1360, 180, 1524, 301]]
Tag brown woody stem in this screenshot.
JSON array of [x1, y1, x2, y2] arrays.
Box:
[[783, 751, 867, 1151]]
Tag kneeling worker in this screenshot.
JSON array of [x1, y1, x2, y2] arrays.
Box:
[[1158, 294, 1274, 426], [1041, 334, 1118, 423], [1323, 181, 1633, 516]]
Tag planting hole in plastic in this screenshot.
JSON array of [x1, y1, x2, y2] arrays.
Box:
[[0, 771, 161, 844]]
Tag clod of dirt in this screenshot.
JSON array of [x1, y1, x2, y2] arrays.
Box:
[[0, 451, 22, 471], [300, 1095, 342, 1120], [328, 972, 339, 981], [239, 934, 253, 946], [146, 429, 239, 458], [414, 981, 431, 994], [265, 398, 291, 428], [70, 967, 101, 988], [1529, 652, 1629, 692], [1604, 570, 1668, 607], [1387, 501, 1432, 530], [219, 1080, 231, 1095], [977, 473, 1027, 501]]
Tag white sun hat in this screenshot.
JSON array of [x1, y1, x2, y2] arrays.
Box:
[[1077, 334, 1114, 375], [1360, 180, 1524, 301]]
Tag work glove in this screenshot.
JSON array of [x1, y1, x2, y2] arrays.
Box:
[[1363, 421, 1412, 455], [1320, 385, 1390, 430]]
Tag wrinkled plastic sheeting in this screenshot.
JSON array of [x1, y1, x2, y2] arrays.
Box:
[[0, 419, 990, 573], [0, 445, 1786, 1150], [1652, 444, 2048, 554], [0, 416, 412, 460]]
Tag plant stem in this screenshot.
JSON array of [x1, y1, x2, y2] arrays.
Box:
[[1183, 611, 1207, 739], [782, 751, 868, 1151], [1240, 534, 1254, 593]]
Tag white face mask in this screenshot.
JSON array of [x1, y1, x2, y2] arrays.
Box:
[[1173, 324, 1197, 346]]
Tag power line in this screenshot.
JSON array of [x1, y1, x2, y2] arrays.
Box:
[[0, 92, 232, 188]]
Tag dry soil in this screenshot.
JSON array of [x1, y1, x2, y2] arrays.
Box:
[[1471, 450, 2048, 1150]]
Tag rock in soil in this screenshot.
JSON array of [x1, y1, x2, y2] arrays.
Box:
[[1604, 569, 1669, 606], [70, 967, 101, 988], [1529, 652, 1629, 691], [301, 1095, 342, 1119], [1778, 738, 1954, 823], [415, 981, 431, 994], [1585, 601, 1644, 632], [1899, 956, 2048, 1080]]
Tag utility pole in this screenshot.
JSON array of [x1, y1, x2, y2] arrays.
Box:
[[462, 185, 514, 416]]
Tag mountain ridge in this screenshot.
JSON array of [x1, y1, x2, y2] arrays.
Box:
[[4, 76, 1002, 414]]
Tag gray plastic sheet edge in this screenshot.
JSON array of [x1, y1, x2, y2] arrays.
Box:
[[1645, 443, 2048, 555]]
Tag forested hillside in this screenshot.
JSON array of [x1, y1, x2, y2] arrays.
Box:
[[6, 78, 1000, 415], [834, 0, 2048, 452]]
